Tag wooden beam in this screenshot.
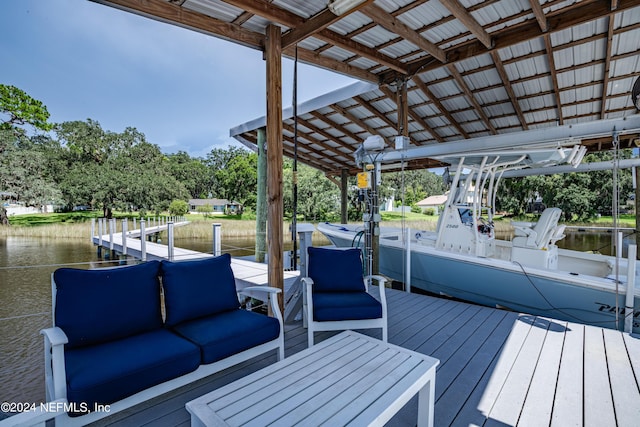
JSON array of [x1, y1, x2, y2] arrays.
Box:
[[308, 111, 364, 144], [543, 34, 564, 125], [93, 0, 263, 48], [265, 24, 284, 309], [283, 44, 379, 83], [529, 0, 548, 32], [411, 76, 469, 139], [392, 0, 640, 82], [600, 15, 615, 119], [353, 95, 398, 142], [330, 103, 380, 138], [224, 0, 407, 74], [490, 51, 529, 130], [281, 0, 374, 49], [440, 0, 492, 49], [447, 64, 496, 133], [285, 120, 354, 159], [378, 85, 444, 143], [360, 4, 447, 63]]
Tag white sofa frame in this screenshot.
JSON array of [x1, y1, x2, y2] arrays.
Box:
[[303, 274, 388, 347], [2, 278, 284, 427]]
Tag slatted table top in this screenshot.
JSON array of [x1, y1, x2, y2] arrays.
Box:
[[186, 331, 439, 427]]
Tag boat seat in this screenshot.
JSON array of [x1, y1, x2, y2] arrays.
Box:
[[512, 207, 562, 250]]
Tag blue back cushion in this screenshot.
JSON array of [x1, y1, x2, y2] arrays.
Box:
[[54, 261, 162, 349], [161, 254, 239, 326], [307, 247, 365, 293]]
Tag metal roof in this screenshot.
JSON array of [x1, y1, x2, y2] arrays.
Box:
[[94, 0, 640, 175]]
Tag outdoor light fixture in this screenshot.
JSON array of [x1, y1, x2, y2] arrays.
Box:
[[328, 0, 368, 16]]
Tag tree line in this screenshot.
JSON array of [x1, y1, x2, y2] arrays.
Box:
[[0, 84, 632, 225]]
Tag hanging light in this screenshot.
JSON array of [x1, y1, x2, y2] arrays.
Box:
[[328, 0, 368, 16]]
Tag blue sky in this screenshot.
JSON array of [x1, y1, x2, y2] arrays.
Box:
[[0, 0, 357, 157]]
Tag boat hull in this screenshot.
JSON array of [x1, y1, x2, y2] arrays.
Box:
[[319, 223, 640, 333]]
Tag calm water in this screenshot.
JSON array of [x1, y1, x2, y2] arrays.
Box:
[[0, 229, 633, 405]]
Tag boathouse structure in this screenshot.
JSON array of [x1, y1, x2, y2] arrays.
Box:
[[92, 0, 640, 294]]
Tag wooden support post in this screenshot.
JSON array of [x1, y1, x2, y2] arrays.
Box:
[[341, 168, 348, 224], [256, 127, 267, 262], [266, 24, 284, 313]]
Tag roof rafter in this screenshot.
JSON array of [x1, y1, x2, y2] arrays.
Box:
[[378, 85, 444, 143], [543, 34, 564, 125], [440, 0, 492, 48], [490, 51, 528, 130], [447, 64, 496, 133], [359, 4, 447, 63], [529, 0, 548, 32], [282, 124, 352, 168], [411, 77, 470, 139], [292, 116, 356, 153], [387, 0, 640, 82], [307, 111, 364, 144], [353, 95, 399, 143], [222, 0, 407, 74], [329, 103, 381, 138], [281, 0, 374, 49], [600, 15, 615, 119]]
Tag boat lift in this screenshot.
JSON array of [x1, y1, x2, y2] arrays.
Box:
[[353, 114, 640, 279]]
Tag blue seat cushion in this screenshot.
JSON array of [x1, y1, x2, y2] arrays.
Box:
[[161, 254, 240, 327], [64, 329, 200, 412], [54, 260, 162, 349], [171, 309, 280, 364], [308, 247, 365, 292], [312, 292, 382, 322]]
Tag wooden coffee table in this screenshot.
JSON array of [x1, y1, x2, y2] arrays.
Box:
[[186, 330, 439, 426]]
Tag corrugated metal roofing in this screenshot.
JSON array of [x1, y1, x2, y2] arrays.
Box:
[[97, 0, 640, 175]]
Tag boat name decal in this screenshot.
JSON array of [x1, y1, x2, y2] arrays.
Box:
[[595, 302, 640, 317], [445, 224, 459, 229]]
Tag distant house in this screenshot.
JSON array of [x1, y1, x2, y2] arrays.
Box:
[[416, 194, 448, 215], [188, 199, 243, 215]]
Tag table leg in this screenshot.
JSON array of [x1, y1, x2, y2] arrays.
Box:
[[417, 376, 436, 427]]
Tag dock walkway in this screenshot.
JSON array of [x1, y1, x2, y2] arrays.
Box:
[[87, 288, 640, 426], [92, 228, 300, 289]]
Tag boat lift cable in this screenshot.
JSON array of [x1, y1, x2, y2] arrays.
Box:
[[613, 129, 620, 328], [292, 45, 298, 270]]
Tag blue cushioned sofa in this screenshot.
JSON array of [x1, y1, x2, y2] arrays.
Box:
[[39, 254, 284, 426]]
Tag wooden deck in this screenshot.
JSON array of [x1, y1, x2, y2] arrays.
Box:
[[86, 288, 640, 427]]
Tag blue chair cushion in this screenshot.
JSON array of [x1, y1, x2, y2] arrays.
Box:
[[54, 261, 162, 349], [161, 254, 240, 327], [312, 292, 382, 322], [172, 309, 280, 364], [64, 329, 200, 411], [308, 247, 365, 292]]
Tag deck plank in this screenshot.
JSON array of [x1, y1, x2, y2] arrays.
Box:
[[517, 318, 567, 427], [550, 322, 584, 427], [583, 325, 616, 426], [602, 328, 640, 426], [449, 313, 533, 427], [483, 316, 551, 426]]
